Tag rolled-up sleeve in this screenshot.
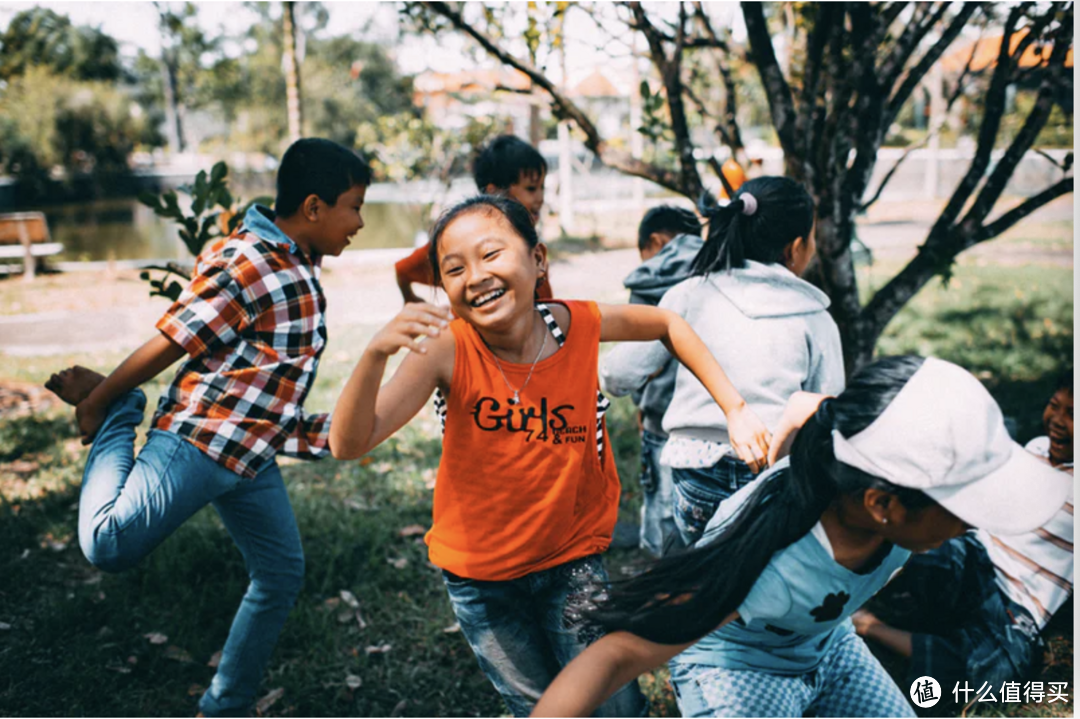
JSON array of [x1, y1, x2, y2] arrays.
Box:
[[156, 263, 254, 357]]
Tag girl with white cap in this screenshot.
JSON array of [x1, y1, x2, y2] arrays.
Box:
[[532, 356, 1070, 718]]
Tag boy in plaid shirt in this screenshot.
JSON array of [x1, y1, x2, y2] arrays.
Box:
[[45, 138, 371, 717]]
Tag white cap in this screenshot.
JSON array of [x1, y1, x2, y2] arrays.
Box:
[[832, 357, 1070, 535]]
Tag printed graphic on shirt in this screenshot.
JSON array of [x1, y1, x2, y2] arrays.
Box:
[[809, 591, 851, 622], [470, 396, 590, 445]]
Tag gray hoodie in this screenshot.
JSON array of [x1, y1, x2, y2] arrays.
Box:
[[602, 260, 845, 444], [621, 233, 704, 435]]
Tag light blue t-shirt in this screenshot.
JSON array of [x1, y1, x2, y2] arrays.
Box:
[[673, 460, 911, 674]]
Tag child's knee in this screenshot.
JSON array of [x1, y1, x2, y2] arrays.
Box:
[[253, 553, 305, 599], [80, 533, 140, 574]]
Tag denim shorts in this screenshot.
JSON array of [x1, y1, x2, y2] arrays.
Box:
[[441, 555, 646, 717], [672, 455, 756, 546]]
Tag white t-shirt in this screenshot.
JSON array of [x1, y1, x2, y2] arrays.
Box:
[[976, 437, 1074, 628]]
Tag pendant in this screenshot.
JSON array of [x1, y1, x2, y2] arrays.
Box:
[[510, 392, 520, 405]]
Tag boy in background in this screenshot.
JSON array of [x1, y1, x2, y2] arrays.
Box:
[[45, 138, 371, 717], [603, 205, 703, 556], [854, 369, 1074, 706], [396, 134, 552, 303]]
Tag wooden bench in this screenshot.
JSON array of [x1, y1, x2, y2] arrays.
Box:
[[0, 212, 62, 281]]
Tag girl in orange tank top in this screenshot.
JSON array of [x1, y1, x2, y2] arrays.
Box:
[[329, 195, 771, 716]]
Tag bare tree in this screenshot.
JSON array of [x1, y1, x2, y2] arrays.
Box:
[[413, 1, 1074, 373], [282, 1, 304, 143]]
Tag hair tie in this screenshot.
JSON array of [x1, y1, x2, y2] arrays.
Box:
[[739, 193, 758, 217]]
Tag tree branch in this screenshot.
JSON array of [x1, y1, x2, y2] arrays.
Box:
[[628, 2, 704, 198], [879, 2, 951, 89], [859, 136, 933, 212], [960, 7, 1072, 228], [885, 3, 981, 128], [423, 1, 686, 195], [692, 1, 745, 158], [741, 1, 800, 173], [928, 3, 1026, 237], [977, 177, 1073, 241]]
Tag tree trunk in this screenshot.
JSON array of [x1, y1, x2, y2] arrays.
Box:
[[282, 1, 303, 143], [159, 49, 184, 154]]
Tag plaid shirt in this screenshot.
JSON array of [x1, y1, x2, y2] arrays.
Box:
[[152, 205, 331, 479]]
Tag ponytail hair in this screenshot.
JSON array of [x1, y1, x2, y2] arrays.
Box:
[[588, 355, 934, 645], [691, 176, 814, 275]]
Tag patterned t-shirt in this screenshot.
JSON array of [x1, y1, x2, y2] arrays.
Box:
[[152, 205, 330, 479], [673, 461, 911, 674]]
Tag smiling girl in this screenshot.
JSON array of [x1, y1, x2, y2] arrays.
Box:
[[329, 195, 771, 716]]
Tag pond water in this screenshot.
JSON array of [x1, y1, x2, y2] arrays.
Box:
[[36, 198, 430, 262]]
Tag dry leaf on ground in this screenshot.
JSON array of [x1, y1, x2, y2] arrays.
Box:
[[398, 524, 427, 537], [364, 643, 391, 655], [207, 650, 222, 668], [143, 632, 168, 645], [256, 687, 285, 715], [345, 674, 362, 689]]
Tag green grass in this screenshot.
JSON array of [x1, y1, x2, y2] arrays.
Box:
[[0, 261, 1073, 717]]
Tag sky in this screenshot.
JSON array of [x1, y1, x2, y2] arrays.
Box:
[[0, 1, 747, 87]]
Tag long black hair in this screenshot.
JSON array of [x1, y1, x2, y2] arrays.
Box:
[[588, 356, 935, 645], [691, 176, 814, 275], [427, 195, 539, 286]]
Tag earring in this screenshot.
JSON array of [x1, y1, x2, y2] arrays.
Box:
[[880, 517, 889, 525]]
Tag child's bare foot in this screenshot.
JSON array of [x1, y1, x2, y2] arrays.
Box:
[[45, 366, 105, 407]]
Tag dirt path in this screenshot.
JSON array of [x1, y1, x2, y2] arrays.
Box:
[[0, 196, 1070, 357]]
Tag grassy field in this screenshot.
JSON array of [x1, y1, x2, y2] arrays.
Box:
[[0, 259, 1073, 717]]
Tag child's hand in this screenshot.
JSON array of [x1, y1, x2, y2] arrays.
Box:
[[368, 302, 452, 358], [726, 403, 771, 474], [767, 392, 829, 467], [75, 397, 107, 445]]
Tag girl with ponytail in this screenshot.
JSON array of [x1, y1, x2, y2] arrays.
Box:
[[534, 356, 1071, 717], [602, 177, 844, 550]]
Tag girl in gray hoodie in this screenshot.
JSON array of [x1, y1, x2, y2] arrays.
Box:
[[602, 177, 844, 547]]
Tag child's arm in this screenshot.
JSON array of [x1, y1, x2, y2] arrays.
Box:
[[767, 391, 828, 466], [599, 303, 771, 473], [394, 245, 433, 304], [531, 612, 739, 717], [77, 334, 187, 442], [329, 302, 454, 460]]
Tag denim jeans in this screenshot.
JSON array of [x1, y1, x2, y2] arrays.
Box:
[[878, 534, 1044, 695], [79, 390, 305, 717], [669, 630, 915, 717], [442, 554, 646, 717], [639, 430, 678, 557], [672, 455, 757, 546]]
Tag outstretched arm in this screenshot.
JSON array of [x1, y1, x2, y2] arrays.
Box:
[[532, 611, 739, 717], [598, 303, 771, 472], [330, 302, 453, 459]]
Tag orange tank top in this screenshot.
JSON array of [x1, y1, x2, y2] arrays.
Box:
[[425, 300, 620, 581]]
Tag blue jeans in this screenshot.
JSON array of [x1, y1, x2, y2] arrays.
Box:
[[79, 390, 305, 717], [670, 630, 915, 717], [881, 534, 1044, 693], [672, 456, 756, 546], [639, 430, 677, 557], [442, 554, 646, 717]]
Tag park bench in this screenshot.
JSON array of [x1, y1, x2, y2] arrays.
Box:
[[0, 212, 62, 281]]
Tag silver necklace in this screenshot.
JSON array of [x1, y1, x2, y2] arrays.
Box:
[[488, 310, 548, 406]]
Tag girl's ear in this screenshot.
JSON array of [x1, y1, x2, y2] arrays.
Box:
[[484, 183, 506, 197], [782, 236, 803, 271], [862, 488, 903, 526]]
